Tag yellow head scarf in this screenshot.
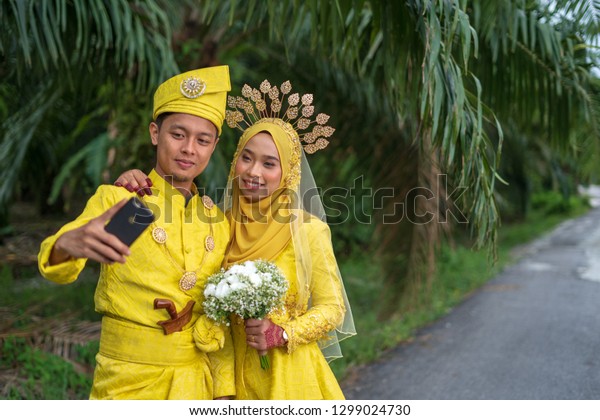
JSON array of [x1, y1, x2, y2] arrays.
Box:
[[223, 119, 302, 268]]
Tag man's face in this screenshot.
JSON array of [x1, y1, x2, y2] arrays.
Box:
[[149, 113, 219, 194]]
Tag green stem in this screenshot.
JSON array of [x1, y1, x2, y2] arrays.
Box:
[[260, 354, 270, 370]]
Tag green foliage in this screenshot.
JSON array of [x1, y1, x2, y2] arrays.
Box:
[[0, 0, 179, 90], [0, 264, 13, 290], [1, 0, 599, 351], [332, 242, 499, 377], [0, 337, 92, 399], [0, 263, 99, 399], [332, 202, 590, 379], [72, 341, 100, 368], [531, 190, 590, 215], [0, 265, 100, 322], [0, 0, 182, 220], [0, 197, 591, 397]]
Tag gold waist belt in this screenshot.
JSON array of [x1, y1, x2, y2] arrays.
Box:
[[99, 316, 205, 366]]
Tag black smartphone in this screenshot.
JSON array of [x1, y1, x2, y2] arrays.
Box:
[[104, 197, 155, 246]]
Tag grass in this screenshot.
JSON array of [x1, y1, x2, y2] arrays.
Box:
[[0, 264, 100, 399], [0, 197, 591, 398], [0, 337, 94, 399], [1, 265, 101, 323]]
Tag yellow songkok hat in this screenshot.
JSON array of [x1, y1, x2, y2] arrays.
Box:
[[152, 65, 231, 135]]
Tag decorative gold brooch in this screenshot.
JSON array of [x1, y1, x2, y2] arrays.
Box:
[[180, 76, 206, 99], [150, 194, 216, 292]]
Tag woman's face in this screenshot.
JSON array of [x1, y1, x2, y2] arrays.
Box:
[[234, 132, 283, 201]]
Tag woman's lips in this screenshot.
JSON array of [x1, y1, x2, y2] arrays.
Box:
[[243, 179, 263, 190]]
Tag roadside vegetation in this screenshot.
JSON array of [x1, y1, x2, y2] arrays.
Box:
[[0, 192, 590, 398], [1, 0, 598, 399]]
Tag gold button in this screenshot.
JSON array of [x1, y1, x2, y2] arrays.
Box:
[[205, 235, 215, 252], [202, 195, 214, 210], [152, 227, 167, 244]]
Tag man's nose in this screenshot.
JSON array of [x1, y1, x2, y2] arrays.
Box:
[[180, 138, 195, 154]]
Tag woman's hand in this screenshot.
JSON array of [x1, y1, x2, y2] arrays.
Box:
[[114, 169, 152, 196], [245, 318, 287, 356]]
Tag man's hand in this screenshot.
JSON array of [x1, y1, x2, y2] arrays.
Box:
[[49, 199, 131, 265]]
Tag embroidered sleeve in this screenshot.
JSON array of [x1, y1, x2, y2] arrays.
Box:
[[280, 221, 345, 354], [38, 186, 118, 284]]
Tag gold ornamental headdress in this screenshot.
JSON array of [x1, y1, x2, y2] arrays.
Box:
[[225, 80, 335, 154]]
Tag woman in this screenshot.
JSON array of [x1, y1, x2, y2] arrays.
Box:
[[115, 80, 356, 399]]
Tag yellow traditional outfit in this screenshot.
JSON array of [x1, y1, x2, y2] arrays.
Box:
[[223, 81, 356, 399], [38, 66, 235, 399]]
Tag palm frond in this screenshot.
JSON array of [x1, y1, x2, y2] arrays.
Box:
[[0, 84, 61, 206], [0, 0, 179, 91]]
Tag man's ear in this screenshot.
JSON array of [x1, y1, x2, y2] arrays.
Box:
[[149, 122, 159, 146], [212, 137, 220, 151]]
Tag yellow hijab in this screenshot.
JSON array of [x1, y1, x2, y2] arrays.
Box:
[[223, 119, 302, 268]]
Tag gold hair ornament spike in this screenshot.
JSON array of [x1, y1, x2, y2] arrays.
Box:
[[225, 80, 335, 154]]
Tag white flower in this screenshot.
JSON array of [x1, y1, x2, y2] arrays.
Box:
[[229, 281, 247, 292], [224, 275, 239, 287], [215, 281, 231, 299], [227, 265, 247, 276], [203, 259, 288, 324], [204, 283, 217, 297], [248, 273, 262, 287], [243, 260, 258, 273]]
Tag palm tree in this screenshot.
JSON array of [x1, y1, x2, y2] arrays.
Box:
[[219, 0, 600, 315], [2, 0, 598, 319], [0, 0, 181, 229]]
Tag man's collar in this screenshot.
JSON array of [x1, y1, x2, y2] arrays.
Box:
[[148, 169, 199, 200]]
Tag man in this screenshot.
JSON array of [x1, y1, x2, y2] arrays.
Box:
[[38, 66, 234, 400]]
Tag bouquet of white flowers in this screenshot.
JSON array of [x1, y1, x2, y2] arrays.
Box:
[[203, 259, 288, 369]]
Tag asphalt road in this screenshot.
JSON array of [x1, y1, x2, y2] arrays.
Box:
[[341, 207, 600, 399]]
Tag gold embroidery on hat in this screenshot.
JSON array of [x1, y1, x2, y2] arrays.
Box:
[[180, 76, 207, 99], [225, 80, 335, 155]]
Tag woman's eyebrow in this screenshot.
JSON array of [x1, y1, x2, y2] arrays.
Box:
[[243, 147, 280, 161]]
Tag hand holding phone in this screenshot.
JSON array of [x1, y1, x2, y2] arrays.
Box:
[[104, 197, 155, 246], [51, 198, 154, 266]]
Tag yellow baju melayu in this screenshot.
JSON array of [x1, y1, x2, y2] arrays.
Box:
[[230, 215, 346, 400], [38, 170, 234, 399]]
